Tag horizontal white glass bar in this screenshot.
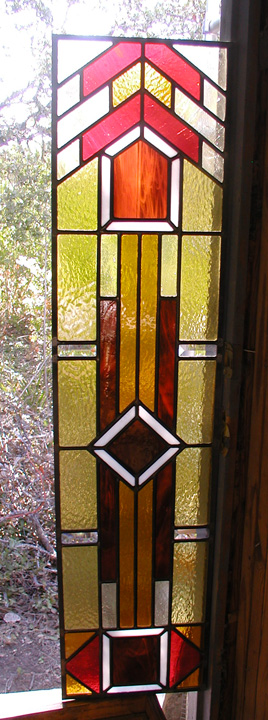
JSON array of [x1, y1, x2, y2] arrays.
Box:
[[105, 127, 141, 155], [61, 531, 98, 544], [57, 140, 80, 180], [58, 39, 112, 84], [174, 528, 210, 540], [108, 685, 162, 693], [108, 628, 163, 637], [144, 126, 177, 158], [170, 158, 180, 227], [58, 344, 97, 357], [95, 407, 136, 446], [57, 86, 109, 148], [138, 406, 180, 445], [160, 632, 168, 686], [107, 222, 173, 231], [57, 75, 80, 117], [101, 156, 111, 226], [94, 449, 135, 486], [102, 635, 110, 691], [139, 448, 178, 485], [178, 343, 217, 357]]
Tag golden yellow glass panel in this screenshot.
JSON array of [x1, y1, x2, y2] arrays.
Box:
[[57, 159, 98, 231], [60, 451, 97, 530], [62, 546, 98, 629], [113, 63, 141, 107], [139, 235, 158, 410], [180, 235, 221, 341], [66, 674, 92, 695], [100, 234, 118, 297], [175, 448, 211, 526], [120, 235, 138, 412], [182, 160, 222, 232], [171, 542, 208, 624], [177, 668, 200, 689], [119, 482, 134, 628], [57, 234, 97, 341], [177, 360, 216, 444], [65, 632, 94, 659], [58, 360, 96, 446], [145, 63, 171, 108], [137, 480, 153, 627], [161, 235, 178, 296]]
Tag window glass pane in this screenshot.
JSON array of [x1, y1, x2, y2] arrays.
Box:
[[172, 542, 208, 623], [58, 360, 96, 446], [57, 161, 98, 231], [177, 360, 216, 444], [182, 160, 222, 232], [175, 447, 211, 526], [57, 234, 97, 341], [180, 235, 221, 341], [60, 450, 97, 530]]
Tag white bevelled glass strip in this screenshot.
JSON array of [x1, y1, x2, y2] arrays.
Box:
[[108, 628, 164, 637], [102, 635, 110, 691], [94, 449, 135, 486], [138, 406, 180, 445], [170, 159, 180, 227], [108, 685, 162, 693], [160, 632, 168, 685], [107, 222, 173, 231], [139, 448, 178, 485], [144, 127, 177, 158], [101, 156, 111, 226], [94, 407, 136, 446], [105, 127, 141, 156]]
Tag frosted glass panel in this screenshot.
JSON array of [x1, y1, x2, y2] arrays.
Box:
[[58, 360, 96, 446], [202, 142, 224, 183], [57, 140, 80, 180], [60, 450, 97, 530], [175, 448, 211, 526], [62, 546, 98, 629], [177, 360, 216, 444], [182, 160, 222, 232], [57, 234, 97, 341], [180, 235, 221, 341], [173, 44, 227, 90], [172, 542, 207, 623], [203, 80, 226, 121], [57, 39, 112, 83], [57, 75, 80, 116]]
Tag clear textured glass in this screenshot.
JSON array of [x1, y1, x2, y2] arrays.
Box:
[[57, 140, 80, 180], [177, 360, 216, 444], [161, 235, 178, 296], [154, 581, 170, 626], [180, 235, 221, 341], [139, 235, 158, 411], [120, 235, 138, 412], [175, 447, 211, 526], [57, 160, 98, 231], [58, 360, 96, 446], [57, 234, 97, 341], [175, 88, 225, 152], [102, 583, 117, 628], [178, 343, 217, 357], [62, 546, 98, 629], [113, 63, 141, 106], [173, 44, 227, 90], [57, 75, 80, 116], [182, 160, 222, 232], [57, 87, 109, 148], [101, 235, 118, 297], [202, 142, 224, 183], [144, 62, 171, 107], [58, 344, 97, 357], [59, 450, 97, 530], [57, 39, 112, 83], [203, 79, 226, 121], [172, 542, 208, 623]]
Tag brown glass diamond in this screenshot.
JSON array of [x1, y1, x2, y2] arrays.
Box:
[[107, 418, 168, 475]]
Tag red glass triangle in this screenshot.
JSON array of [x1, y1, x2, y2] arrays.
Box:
[[83, 42, 142, 96], [66, 635, 100, 693], [169, 629, 201, 687], [145, 43, 200, 100], [82, 94, 141, 161], [144, 94, 199, 162]]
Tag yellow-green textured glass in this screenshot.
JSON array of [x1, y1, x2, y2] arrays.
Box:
[[182, 160, 222, 232], [180, 235, 221, 340], [144, 62, 171, 108], [57, 234, 97, 341], [120, 235, 138, 412], [161, 235, 178, 296], [119, 482, 134, 628], [139, 235, 158, 411], [172, 542, 207, 623], [175, 448, 211, 526], [137, 480, 153, 628], [60, 451, 97, 530], [58, 360, 96, 446], [62, 546, 98, 629], [57, 159, 98, 230], [101, 234, 118, 297], [177, 360, 216, 444], [113, 63, 141, 107], [66, 675, 92, 695]]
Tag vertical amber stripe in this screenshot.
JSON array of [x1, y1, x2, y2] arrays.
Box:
[[120, 235, 138, 412], [119, 482, 134, 627], [139, 235, 158, 410], [137, 480, 153, 627]]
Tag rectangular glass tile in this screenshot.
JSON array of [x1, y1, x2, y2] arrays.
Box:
[[59, 450, 97, 530], [120, 235, 138, 412], [174, 528, 209, 540], [179, 235, 221, 341], [113, 62, 141, 106], [61, 532, 98, 544], [202, 142, 224, 183], [155, 581, 170, 626], [137, 481, 153, 627], [170, 159, 180, 226], [57, 140, 80, 180], [102, 583, 117, 628], [175, 447, 211, 526], [57, 87, 109, 148], [175, 88, 225, 152], [101, 156, 111, 226], [171, 542, 208, 624], [144, 62, 171, 107], [177, 360, 216, 444], [139, 234, 158, 411], [57, 75, 80, 116], [62, 546, 98, 629], [58, 360, 96, 446], [178, 344, 217, 358], [57, 160, 98, 231], [203, 79, 226, 121], [161, 235, 178, 296], [58, 344, 97, 357], [119, 483, 134, 628], [57, 234, 97, 341], [100, 235, 117, 297], [182, 160, 222, 232], [158, 299, 177, 428]]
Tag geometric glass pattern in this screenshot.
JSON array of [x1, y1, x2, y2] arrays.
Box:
[[52, 36, 228, 698]]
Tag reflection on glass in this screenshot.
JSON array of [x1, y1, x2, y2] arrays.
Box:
[[57, 234, 97, 340], [113, 63, 141, 106], [57, 75, 80, 116], [161, 235, 178, 296], [202, 142, 224, 183], [57, 160, 98, 231], [60, 450, 97, 530], [58, 360, 96, 446], [101, 235, 118, 297], [180, 235, 221, 341], [57, 140, 80, 180], [172, 542, 207, 623], [62, 546, 98, 629], [57, 87, 109, 148], [177, 360, 216, 444], [175, 88, 225, 152], [145, 63, 171, 107], [182, 160, 222, 232]]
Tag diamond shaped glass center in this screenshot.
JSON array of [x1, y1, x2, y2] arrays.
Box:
[[108, 418, 168, 474]]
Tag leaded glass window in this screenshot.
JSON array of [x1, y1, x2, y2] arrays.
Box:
[[52, 36, 228, 698]]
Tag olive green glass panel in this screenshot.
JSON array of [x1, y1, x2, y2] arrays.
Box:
[[59, 450, 97, 530], [57, 159, 98, 230], [182, 160, 222, 232], [172, 542, 208, 624], [177, 360, 216, 444], [161, 235, 178, 297], [100, 234, 118, 297], [62, 546, 98, 629], [57, 234, 97, 341], [175, 447, 211, 526], [58, 360, 96, 446], [112, 63, 141, 107], [144, 62, 171, 107], [180, 235, 221, 341], [139, 234, 158, 411]]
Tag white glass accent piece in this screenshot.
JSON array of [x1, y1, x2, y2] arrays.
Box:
[[173, 44, 227, 90], [57, 75, 80, 116], [101, 156, 111, 226], [138, 406, 180, 446], [108, 628, 163, 637], [102, 583, 117, 628], [94, 407, 135, 446], [57, 140, 80, 180], [108, 685, 162, 693], [174, 528, 210, 540], [107, 222, 173, 231], [58, 344, 97, 357], [139, 448, 178, 485], [170, 159, 180, 226], [57, 86, 109, 148], [160, 632, 168, 686], [144, 127, 177, 158], [203, 80, 226, 121], [155, 581, 170, 626], [178, 343, 217, 358], [94, 450, 135, 486], [105, 127, 140, 156], [102, 635, 110, 691], [202, 142, 224, 183], [57, 39, 112, 83], [175, 88, 225, 152], [61, 531, 98, 544]]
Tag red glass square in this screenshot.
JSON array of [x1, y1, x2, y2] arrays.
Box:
[[112, 635, 159, 685]]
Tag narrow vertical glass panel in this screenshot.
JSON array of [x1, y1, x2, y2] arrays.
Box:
[[144, 95, 199, 162], [100, 300, 117, 431], [175, 448, 211, 526], [57, 140, 80, 180], [62, 546, 98, 629], [202, 142, 224, 183], [155, 581, 170, 626], [155, 464, 173, 578], [137, 480, 153, 627], [161, 236, 178, 296], [177, 360, 216, 444], [145, 44, 200, 100], [65, 632, 94, 658], [175, 89, 225, 152], [100, 466, 117, 582], [66, 675, 92, 695], [120, 235, 138, 412], [60, 450, 97, 530], [101, 156, 111, 226], [101, 236, 117, 297], [139, 235, 158, 410], [114, 141, 168, 219], [57, 87, 109, 148], [170, 159, 180, 227], [58, 360, 96, 446], [119, 482, 134, 628], [203, 80, 226, 121], [57, 75, 80, 116], [172, 542, 208, 623], [102, 583, 117, 628], [144, 63, 171, 107], [113, 62, 141, 107], [182, 160, 222, 232], [57, 39, 112, 83], [158, 299, 176, 428], [57, 160, 98, 231], [57, 234, 97, 340], [173, 45, 227, 91], [83, 42, 142, 96], [180, 235, 221, 341], [83, 95, 141, 161]]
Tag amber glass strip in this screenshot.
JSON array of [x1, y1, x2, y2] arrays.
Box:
[[119, 482, 134, 628], [139, 234, 158, 411], [100, 300, 117, 431], [137, 480, 153, 627], [99, 465, 117, 582], [158, 298, 176, 428], [155, 463, 173, 579], [120, 235, 138, 412], [58, 361, 96, 447], [113, 141, 168, 219]]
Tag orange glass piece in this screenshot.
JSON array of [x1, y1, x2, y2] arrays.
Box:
[[119, 235, 138, 412], [113, 140, 168, 219], [139, 234, 158, 411], [119, 482, 134, 628], [65, 632, 94, 659], [137, 480, 153, 627], [177, 667, 200, 688], [176, 625, 202, 649]]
